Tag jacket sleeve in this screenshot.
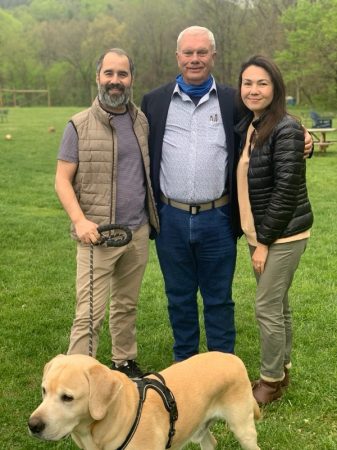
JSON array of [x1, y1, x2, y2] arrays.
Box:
[[256, 121, 305, 245]]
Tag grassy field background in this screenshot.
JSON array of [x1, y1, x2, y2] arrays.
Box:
[[0, 106, 336, 449]]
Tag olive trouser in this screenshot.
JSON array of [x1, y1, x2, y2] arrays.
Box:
[[67, 223, 149, 364], [250, 239, 308, 381]]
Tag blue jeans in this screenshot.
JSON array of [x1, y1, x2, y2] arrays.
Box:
[[156, 203, 237, 361]]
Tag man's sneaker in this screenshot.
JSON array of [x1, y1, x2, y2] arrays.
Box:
[[111, 360, 143, 378]]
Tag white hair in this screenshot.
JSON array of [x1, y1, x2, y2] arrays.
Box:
[[177, 26, 216, 52]]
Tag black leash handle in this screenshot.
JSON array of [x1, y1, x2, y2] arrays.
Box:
[[96, 224, 132, 247]]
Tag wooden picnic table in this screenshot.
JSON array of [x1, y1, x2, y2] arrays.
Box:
[[307, 127, 337, 153]]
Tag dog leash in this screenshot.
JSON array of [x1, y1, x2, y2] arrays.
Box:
[[116, 372, 178, 449], [88, 224, 132, 357]]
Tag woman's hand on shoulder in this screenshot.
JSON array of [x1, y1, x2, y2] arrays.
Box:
[[303, 127, 313, 158]]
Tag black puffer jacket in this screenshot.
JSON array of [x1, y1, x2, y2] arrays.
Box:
[[236, 113, 313, 246]]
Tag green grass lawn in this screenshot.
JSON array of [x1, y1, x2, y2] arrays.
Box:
[[0, 107, 336, 449]]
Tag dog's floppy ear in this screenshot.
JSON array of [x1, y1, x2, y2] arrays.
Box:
[[87, 364, 123, 421]]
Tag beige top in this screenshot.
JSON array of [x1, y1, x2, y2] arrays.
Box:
[[237, 123, 310, 247]]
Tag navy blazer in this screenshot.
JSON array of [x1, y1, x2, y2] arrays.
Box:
[[141, 81, 242, 238]]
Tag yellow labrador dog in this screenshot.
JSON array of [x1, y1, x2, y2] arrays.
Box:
[[28, 352, 260, 450]]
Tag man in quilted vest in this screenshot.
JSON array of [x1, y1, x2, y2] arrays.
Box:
[[55, 48, 159, 378]]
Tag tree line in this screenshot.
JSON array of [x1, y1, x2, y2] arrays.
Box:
[[0, 0, 336, 108]]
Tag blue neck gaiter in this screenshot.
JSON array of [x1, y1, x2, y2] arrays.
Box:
[[176, 74, 213, 98]]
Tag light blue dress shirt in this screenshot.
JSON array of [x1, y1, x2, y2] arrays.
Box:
[[160, 78, 228, 204]]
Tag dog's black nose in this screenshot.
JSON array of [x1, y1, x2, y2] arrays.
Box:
[[28, 416, 45, 434]]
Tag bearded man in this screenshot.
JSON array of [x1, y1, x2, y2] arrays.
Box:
[[55, 48, 159, 378]]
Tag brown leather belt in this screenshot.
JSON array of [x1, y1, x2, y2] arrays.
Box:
[[160, 193, 229, 215]]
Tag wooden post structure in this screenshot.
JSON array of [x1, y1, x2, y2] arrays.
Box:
[[47, 88, 51, 107], [0, 88, 50, 106]]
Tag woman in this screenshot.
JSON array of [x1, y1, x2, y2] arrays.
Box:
[[235, 55, 313, 405]]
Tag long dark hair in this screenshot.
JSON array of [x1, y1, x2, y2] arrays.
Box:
[[237, 55, 287, 146]]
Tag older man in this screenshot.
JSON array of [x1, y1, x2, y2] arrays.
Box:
[[142, 27, 239, 362]]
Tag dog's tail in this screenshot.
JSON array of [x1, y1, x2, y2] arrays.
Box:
[[253, 398, 261, 421]]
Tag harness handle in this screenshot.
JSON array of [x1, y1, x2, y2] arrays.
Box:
[[116, 375, 178, 450], [96, 224, 132, 247]]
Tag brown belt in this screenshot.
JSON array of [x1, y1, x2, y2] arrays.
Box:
[[160, 193, 229, 215]]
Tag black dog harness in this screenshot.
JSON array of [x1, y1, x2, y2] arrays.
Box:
[[116, 373, 178, 449]]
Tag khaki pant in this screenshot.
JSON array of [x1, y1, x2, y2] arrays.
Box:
[[250, 239, 308, 381], [68, 224, 149, 364]]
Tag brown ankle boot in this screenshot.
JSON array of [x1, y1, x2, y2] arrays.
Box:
[[252, 379, 283, 405]]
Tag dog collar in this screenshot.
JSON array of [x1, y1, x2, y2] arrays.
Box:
[[116, 372, 178, 449]]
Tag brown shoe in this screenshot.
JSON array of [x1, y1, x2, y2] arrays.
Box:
[[252, 379, 283, 405]]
